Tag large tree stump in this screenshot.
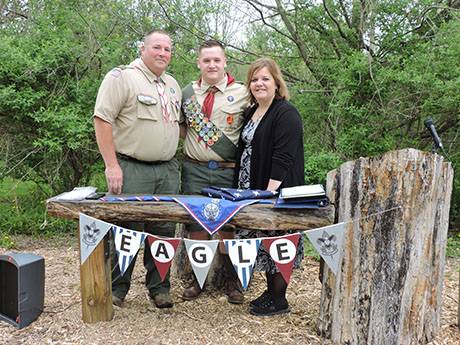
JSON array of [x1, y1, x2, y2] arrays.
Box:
[[318, 149, 453, 345]]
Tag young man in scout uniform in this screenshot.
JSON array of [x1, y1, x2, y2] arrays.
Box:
[[93, 30, 181, 309], [180, 40, 249, 303]]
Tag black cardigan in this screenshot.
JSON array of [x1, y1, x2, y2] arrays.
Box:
[[234, 98, 305, 190]]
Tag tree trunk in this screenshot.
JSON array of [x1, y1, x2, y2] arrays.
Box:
[[318, 148, 453, 345]]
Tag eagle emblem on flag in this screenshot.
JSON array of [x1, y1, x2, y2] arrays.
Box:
[[202, 199, 221, 221]]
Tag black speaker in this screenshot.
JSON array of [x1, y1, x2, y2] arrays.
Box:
[[0, 252, 44, 329]]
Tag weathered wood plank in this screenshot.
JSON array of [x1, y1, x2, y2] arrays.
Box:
[[46, 198, 334, 231], [318, 148, 454, 345], [78, 225, 113, 323]]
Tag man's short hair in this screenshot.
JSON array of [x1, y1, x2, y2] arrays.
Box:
[[143, 29, 171, 43], [198, 39, 225, 54]]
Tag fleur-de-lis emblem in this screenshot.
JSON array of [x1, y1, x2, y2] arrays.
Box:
[[317, 231, 338, 258], [82, 221, 101, 247]]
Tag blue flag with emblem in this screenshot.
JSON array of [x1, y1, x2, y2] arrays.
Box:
[[201, 186, 277, 201], [173, 196, 259, 235]]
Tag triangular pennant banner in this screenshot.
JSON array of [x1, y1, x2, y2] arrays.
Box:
[[262, 233, 300, 284], [305, 222, 345, 275], [113, 226, 146, 275], [224, 239, 261, 290], [173, 197, 259, 235], [147, 235, 181, 282], [79, 213, 113, 265], [184, 239, 219, 289]]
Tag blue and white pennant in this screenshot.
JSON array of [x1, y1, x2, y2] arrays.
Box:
[[113, 226, 146, 275], [224, 238, 262, 289]]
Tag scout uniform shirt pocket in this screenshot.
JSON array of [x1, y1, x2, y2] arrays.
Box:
[[221, 106, 244, 129], [136, 93, 160, 121]]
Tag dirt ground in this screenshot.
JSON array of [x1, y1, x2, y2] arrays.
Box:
[[0, 235, 459, 345]]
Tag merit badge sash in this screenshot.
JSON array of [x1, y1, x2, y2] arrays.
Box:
[[202, 186, 277, 201], [173, 196, 259, 235], [182, 83, 237, 161]]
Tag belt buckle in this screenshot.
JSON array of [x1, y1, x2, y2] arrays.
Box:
[[207, 160, 219, 170]]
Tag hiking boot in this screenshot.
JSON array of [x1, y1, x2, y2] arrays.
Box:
[[224, 278, 244, 304], [112, 294, 124, 307], [150, 292, 173, 309], [182, 279, 203, 301], [250, 297, 290, 317], [249, 290, 271, 308]]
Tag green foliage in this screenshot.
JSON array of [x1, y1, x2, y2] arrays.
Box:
[[446, 233, 460, 258], [0, 177, 74, 236], [1, 0, 459, 236]]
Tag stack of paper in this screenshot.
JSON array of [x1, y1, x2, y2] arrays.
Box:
[[275, 184, 329, 209]]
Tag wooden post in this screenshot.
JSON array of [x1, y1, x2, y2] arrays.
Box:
[[318, 149, 454, 345], [78, 224, 113, 323]]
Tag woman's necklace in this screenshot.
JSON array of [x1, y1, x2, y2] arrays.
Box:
[[252, 106, 269, 122]]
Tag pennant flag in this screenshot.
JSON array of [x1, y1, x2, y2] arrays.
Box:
[[262, 233, 301, 284], [184, 239, 219, 289], [79, 213, 113, 265], [224, 239, 262, 290], [113, 226, 146, 275], [173, 197, 259, 235], [147, 235, 181, 282], [305, 222, 346, 275], [201, 187, 277, 201]]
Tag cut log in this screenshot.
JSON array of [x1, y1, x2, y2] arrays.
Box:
[[318, 149, 454, 345], [46, 198, 334, 231]]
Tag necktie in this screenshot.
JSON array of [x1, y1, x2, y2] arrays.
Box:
[[201, 86, 219, 118], [155, 78, 170, 122]]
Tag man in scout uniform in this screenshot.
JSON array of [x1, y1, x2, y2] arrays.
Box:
[[180, 39, 249, 303], [93, 30, 181, 309]]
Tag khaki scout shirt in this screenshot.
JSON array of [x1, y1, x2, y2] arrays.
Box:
[[181, 75, 248, 162], [94, 58, 181, 162]]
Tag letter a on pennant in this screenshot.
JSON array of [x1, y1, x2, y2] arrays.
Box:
[[147, 235, 181, 282], [184, 239, 219, 289], [262, 233, 300, 284]]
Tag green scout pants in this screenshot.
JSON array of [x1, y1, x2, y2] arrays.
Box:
[[181, 159, 235, 234], [111, 158, 179, 299]]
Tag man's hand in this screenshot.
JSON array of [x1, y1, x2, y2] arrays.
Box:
[[105, 163, 123, 194]]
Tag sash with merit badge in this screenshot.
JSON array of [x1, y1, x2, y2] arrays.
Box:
[[182, 82, 238, 161]]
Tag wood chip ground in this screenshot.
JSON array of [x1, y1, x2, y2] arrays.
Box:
[[1, 235, 459, 344]]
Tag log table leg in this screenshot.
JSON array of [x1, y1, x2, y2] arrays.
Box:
[[78, 224, 113, 323], [319, 149, 454, 345]]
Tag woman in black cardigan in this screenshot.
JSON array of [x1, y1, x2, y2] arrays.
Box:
[[235, 57, 305, 316]]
